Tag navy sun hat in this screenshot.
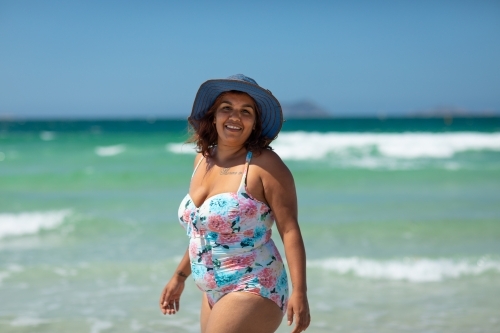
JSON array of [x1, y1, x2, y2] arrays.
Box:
[[189, 74, 283, 140]]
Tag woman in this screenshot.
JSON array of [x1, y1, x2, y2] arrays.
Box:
[[159, 74, 310, 333]]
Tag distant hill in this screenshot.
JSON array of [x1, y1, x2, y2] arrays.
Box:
[[281, 100, 332, 118]]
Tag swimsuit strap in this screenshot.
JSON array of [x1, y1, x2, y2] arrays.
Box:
[[191, 155, 204, 179], [238, 151, 253, 192]]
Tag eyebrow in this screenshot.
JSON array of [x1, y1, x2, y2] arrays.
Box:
[[220, 100, 255, 109]]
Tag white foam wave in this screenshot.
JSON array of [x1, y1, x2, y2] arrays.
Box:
[[307, 256, 500, 282], [166, 143, 197, 154], [11, 316, 50, 327], [273, 132, 500, 160], [0, 210, 72, 239], [166, 132, 500, 169], [95, 144, 126, 156], [39, 131, 55, 141]]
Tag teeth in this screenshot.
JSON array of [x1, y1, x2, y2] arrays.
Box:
[[226, 125, 241, 130]]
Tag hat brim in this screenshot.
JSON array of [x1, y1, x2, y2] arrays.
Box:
[[190, 79, 283, 140]]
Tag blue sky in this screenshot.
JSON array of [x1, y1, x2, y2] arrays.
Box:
[[1, 0, 499, 118]]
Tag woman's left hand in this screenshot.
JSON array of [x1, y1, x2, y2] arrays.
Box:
[[287, 291, 311, 332], [159, 276, 185, 315]]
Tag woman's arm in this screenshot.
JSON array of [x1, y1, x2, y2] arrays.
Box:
[[159, 247, 191, 315], [256, 151, 310, 333]]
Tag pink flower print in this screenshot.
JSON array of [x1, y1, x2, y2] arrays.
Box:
[[246, 287, 260, 295], [182, 209, 192, 223], [243, 251, 257, 265], [243, 229, 253, 237], [190, 226, 201, 237], [200, 251, 213, 266], [227, 208, 239, 221], [220, 284, 237, 294], [240, 199, 257, 219], [262, 230, 271, 244], [204, 272, 217, 289], [224, 252, 256, 270], [259, 204, 270, 216], [218, 232, 241, 244], [239, 216, 251, 227], [207, 215, 232, 233], [189, 242, 198, 258], [270, 293, 282, 307], [258, 268, 276, 289]]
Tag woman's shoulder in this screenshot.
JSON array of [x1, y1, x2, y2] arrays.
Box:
[[252, 148, 280, 161], [193, 152, 204, 168], [251, 149, 288, 173]]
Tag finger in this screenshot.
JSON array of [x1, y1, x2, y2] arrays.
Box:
[[163, 290, 172, 306], [175, 299, 180, 312], [161, 291, 173, 314], [160, 287, 170, 304], [161, 297, 169, 309], [159, 289, 167, 306], [162, 300, 170, 314], [291, 314, 302, 333], [168, 302, 176, 315], [292, 312, 308, 333], [302, 313, 309, 331], [300, 311, 310, 330], [161, 303, 167, 315], [287, 307, 294, 326], [165, 300, 176, 315], [159, 293, 167, 314]]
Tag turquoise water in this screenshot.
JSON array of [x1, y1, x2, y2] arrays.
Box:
[[1, 119, 500, 332]]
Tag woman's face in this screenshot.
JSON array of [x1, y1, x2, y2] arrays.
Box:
[[214, 92, 257, 146]]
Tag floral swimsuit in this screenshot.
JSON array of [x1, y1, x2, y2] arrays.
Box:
[[177, 151, 289, 314]]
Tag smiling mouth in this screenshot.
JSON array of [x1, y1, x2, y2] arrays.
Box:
[[225, 124, 242, 130]]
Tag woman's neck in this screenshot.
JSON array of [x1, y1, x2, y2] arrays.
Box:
[[211, 143, 247, 165]]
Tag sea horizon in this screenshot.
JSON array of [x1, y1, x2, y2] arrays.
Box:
[[2, 116, 500, 134]]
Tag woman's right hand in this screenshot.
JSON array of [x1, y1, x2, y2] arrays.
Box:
[[159, 276, 186, 315]]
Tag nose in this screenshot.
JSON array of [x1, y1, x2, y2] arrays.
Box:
[[228, 109, 242, 120]]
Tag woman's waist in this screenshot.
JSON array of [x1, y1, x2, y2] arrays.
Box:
[[190, 238, 283, 275], [189, 234, 278, 263], [190, 229, 271, 251]]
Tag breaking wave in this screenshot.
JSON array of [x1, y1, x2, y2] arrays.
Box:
[[307, 256, 500, 282], [273, 132, 500, 159], [0, 210, 72, 239], [95, 144, 126, 157], [166, 132, 500, 169]]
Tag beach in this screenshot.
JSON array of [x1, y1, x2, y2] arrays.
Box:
[[1, 118, 500, 332]]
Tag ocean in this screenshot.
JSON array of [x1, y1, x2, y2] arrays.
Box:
[[1, 118, 500, 333]]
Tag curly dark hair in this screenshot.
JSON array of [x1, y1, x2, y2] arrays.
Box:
[[187, 91, 274, 157]]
